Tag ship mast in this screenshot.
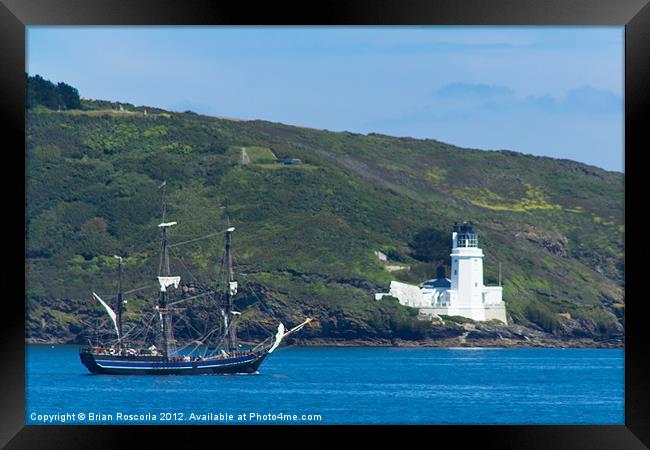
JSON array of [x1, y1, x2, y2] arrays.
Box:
[[222, 202, 238, 353], [114, 255, 125, 349], [157, 181, 179, 359]]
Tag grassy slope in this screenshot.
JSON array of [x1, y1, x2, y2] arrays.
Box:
[[26, 101, 624, 343]]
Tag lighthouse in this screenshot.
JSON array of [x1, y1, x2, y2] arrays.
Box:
[[375, 221, 507, 323], [449, 222, 485, 319], [446, 222, 505, 321]]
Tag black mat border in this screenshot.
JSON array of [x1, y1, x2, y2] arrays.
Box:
[[2, 0, 648, 448]]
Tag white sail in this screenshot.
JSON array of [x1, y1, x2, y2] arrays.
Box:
[[92, 292, 120, 339], [158, 276, 181, 292], [229, 281, 238, 296], [268, 323, 285, 353]]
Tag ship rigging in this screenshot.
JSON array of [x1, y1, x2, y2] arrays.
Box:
[[80, 183, 312, 375]]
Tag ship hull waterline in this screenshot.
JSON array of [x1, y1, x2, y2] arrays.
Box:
[[80, 350, 269, 375]]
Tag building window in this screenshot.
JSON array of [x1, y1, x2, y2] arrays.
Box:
[[454, 270, 457, 275]]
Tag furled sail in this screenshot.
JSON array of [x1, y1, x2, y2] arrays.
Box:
[[158, 276, 181, 292], [285, 317, 313, 336], [92, 292, 120, 339], [268, 323, 285, 353], [158, 221, 177, 228]]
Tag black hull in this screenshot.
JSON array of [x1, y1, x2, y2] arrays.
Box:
[[80, 350, 269, 375]]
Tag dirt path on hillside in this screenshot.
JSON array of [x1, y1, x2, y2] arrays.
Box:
[[307, 147, 418, 200]]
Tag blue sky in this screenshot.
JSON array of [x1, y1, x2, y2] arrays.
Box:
[[27, 27, 624, 172]]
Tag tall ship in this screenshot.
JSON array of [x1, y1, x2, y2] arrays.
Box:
[[80, 185, 312, 375]]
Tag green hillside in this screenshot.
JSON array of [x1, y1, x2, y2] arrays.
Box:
[[26, 91, 624, 346]]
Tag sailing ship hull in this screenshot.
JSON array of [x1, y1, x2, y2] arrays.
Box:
[[80, 350, 268, 375]]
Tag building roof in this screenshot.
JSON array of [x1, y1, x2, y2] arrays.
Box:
[[420, 278, 451, 288]]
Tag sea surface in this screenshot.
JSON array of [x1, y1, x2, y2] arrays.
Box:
[[26, 345, 623, 425]]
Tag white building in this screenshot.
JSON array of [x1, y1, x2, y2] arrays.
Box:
[[376, 222, 507, 324]]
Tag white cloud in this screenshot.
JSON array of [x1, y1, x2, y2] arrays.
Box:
[[426, 82, 621, 117]]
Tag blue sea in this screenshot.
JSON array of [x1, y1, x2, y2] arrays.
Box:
[[26, 345, 623, 425]]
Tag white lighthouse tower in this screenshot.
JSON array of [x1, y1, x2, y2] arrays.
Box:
[[448, 223, 485, 320], [444, 222, 506, 322], [374, 221, 507, 323]]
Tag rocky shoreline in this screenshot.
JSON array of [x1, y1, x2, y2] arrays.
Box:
[[25, 306, 624, 349], [26, 336, 623, 349], [284, 337, 623, 349]]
